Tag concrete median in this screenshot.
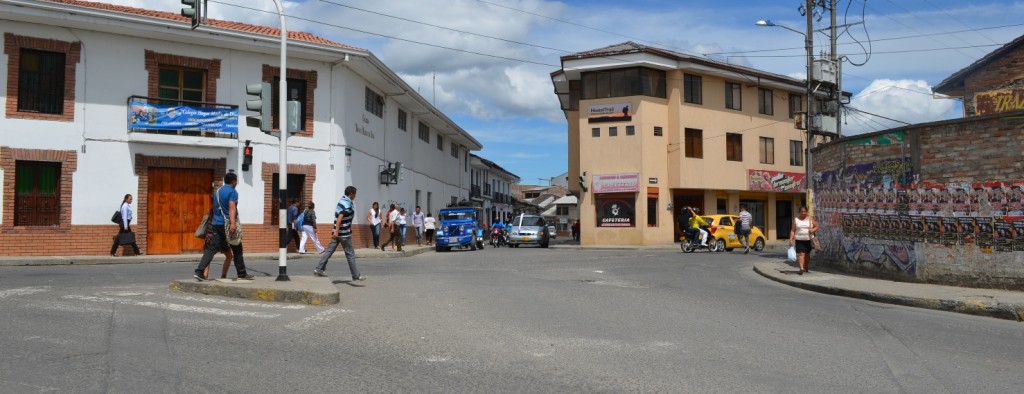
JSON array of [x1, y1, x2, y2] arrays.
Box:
[[169, 276, 340, 305]]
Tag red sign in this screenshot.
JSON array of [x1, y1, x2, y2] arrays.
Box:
[[592, 173, 640, 194], [748, 170, 806, 192]]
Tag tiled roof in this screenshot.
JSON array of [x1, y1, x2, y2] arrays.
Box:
[[41, 0, 361, 50]]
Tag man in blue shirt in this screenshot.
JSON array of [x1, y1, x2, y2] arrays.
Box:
[[315, 186, 365, 281], [194, 172, 252, 281], [287, 199, 302, 251]]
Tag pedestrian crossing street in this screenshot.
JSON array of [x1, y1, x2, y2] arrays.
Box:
[[1, 285, 352, 332]]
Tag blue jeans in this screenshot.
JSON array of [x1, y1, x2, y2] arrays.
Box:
[[415, 226, 423, 244], [399, 224, 407, 242], [370, 223, 381, 247], [316, 236, 360, 279]]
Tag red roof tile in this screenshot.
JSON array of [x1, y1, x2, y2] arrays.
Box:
[[41, 0, 362, 51]]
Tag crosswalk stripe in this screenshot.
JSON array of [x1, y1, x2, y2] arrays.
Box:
[[62, 295, 280, 318], [163, 294, 308, 310], [0, 286, 52, 299], [285, 308, 352, 330]]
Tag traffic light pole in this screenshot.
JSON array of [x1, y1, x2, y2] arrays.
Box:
[[273, 0, 290, 281]]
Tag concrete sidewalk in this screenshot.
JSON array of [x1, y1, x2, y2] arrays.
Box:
[[754, 261, 1024, 322], [0, 244, 433, 267]]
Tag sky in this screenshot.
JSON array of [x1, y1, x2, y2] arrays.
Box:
[[99, 0, 1024, 184]]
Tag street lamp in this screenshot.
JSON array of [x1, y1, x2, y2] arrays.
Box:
[[756, 13, 815, 207]]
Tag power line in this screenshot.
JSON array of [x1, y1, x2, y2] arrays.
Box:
[[845, 106, 911, 125], [737, 42, 1005, 58]]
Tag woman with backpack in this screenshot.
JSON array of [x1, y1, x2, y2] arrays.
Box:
[[298, 201, 325, 254]]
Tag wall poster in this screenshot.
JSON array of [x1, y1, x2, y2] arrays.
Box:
[[595, 195, 635, 228]]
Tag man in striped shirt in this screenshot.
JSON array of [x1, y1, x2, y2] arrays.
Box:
[[314, 186, 365, 280], [738, 204, 753, 254]]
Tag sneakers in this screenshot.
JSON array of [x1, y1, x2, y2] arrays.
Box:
[[353, 276, 367, 281], [194, 273, 206, 281], [313, 269, 327, 277], [744, 247, 750, 255], [237, 274, 255, 281]]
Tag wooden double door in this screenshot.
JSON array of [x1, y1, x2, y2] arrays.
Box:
[[147, 168, 214, 254]]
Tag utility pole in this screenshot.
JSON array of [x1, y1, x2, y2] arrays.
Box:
[[830, 0, 842, 139], [805, 0, 815, 207]]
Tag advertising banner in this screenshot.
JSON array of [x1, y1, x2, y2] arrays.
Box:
[[587, 102, 633, 124], [595, 195, 635, 227], [748, 170, 806, 192], [129, 101, 238, 134], [974, 88, 1024, 115], [592, 173, 640, 194]]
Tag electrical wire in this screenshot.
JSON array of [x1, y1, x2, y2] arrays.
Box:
[[846, 106, 911, 125]]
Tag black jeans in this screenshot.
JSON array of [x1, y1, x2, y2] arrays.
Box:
[[195, 225, 247, 277], [110, 226, 140, 255], [289, 227, 301, 250]]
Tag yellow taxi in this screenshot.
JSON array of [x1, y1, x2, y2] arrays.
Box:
[[701, 214, 767, 252]]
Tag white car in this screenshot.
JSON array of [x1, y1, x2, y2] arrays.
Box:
[[548, 225, 557, 239]]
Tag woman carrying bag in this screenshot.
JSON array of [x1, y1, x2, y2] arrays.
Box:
[[298, 202, 326, 254], [110, 194, 142, 256], [789, 206, 819, 275]]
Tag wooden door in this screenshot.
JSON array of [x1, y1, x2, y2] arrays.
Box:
[[147, 168, 213, 254]]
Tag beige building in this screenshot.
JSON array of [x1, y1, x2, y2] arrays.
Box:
[[551, 42, 816, 245]]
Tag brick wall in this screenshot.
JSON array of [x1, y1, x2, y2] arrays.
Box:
[[962, 44, 1024, 116], [810, 111, 1024, 290]]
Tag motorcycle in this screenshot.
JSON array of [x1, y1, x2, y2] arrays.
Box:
[[490, 228, 505, 247], [680, 226, 719, 253]]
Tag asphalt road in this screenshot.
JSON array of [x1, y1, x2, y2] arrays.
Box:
[[1, 246, 1022, 393]]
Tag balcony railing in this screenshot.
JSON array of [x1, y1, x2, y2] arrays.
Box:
[[483, 184, 492, 196], [127, 95, 239, 139], [470, 185, 482, 199]]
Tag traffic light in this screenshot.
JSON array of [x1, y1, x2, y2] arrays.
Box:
[[242, 140, 253, 171], [286, 100, 301, 135], [181, 0, 200, 30], [246, 82, 272, 134], [578, 174, 588, 193]]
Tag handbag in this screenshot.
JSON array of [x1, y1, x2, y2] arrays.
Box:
[[111, 209, 123, 225], [811, 235, 822, 250], [215, 188, 242, 246], [194, 208, 214, 239], [118, 230, 136, 245]]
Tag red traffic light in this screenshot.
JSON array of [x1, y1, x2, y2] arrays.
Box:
[[243, 146, 253, 156]]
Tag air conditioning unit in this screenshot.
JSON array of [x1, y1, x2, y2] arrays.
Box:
[[812, 59, 837, 85]]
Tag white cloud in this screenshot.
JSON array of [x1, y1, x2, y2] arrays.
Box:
[[844, 79, 958, 135]]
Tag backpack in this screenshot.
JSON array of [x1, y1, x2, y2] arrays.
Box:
[[296, 210, 306, 228]]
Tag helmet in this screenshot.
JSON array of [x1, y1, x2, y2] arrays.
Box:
[[693, 207, 700, 212]]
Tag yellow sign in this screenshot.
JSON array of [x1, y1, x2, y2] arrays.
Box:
[[974, 88, 1024, 115]]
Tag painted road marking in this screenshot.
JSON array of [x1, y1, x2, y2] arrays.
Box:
[[168, 317, 250, 329], [62, 295, 280, 319], [285, 308, 352, 330], [0, 286, 52, 299]]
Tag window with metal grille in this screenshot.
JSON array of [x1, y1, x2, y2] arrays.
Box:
[[418, 122, 430, 142], [653, 126, 663, 137], [626, 125, 635, 136], [364, 87, 383, 118], [15, 161, 61, 226], [437, 134, 444, 151], [398, 109, 407, 131], [18, 49, 65, 114], [609, 126, 618, 137], [157, 66, 206, 106], [759, 137, 775, 164], [684, 128, 703, 158], [451, 142, 459, 158], [592, 127, 600, 137], [725, 82, 742, 110], [726, 133, 743, 161], [684, 74, 702, 104], [758, 88, 774, 115]]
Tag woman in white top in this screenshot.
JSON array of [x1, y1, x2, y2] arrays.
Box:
[[397, 207, 408, 243], [298, 202, 325, 254], [789, 206, 819, 275], [423, 213, 436, 246], [366, 202, 382, 249], [110, 194, 141, 256]]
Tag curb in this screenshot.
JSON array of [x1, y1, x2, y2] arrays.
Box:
[[169, 276, 339, 305], [752, 263, 1023, 322], [0, 246, 433, 267]]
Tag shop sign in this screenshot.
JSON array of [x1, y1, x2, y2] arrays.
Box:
[[596, 195, 635, 227], [593, 173, 640, 194], [587, 102, 633, 123], [975, 88, 1024, 115], [748, 170, 806, 192], [128, 101, 237, 134]]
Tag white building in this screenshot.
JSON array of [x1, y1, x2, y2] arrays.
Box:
[[0, 0, 481, 256], [469, 153, 519, 224]]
